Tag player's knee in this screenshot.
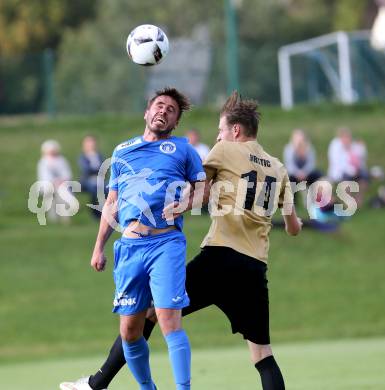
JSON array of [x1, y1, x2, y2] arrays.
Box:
[[120, 324, 142, 342], [146, 307, 158, 324], [156, 309, 181, 335], [248, 341, 273, 364], [253, 350, 273, 365], [158, 318, 181, 335]]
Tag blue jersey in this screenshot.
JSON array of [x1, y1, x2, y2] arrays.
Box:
[[109, 135, 205, 230]]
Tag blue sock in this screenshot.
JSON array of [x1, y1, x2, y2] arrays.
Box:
[[122, 337, 156, 390], [165, 329, 191, 390]]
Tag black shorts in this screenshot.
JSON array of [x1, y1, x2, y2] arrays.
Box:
[[182, 246, 270, 345]]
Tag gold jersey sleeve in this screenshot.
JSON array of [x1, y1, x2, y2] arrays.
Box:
[[201, 140, 294, 262]]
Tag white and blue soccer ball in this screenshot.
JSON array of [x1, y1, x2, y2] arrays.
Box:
[[126, 24, 169, 66]]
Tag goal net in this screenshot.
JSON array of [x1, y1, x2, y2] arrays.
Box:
[[278, 31, 385, 109]]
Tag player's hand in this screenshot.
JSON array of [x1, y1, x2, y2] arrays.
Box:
[[297, 217, 303, 229], [162, 201, 182, 222], [91, 251, 107, 272]]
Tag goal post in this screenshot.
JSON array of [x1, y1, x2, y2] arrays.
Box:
[[278, 30, 385, 109]]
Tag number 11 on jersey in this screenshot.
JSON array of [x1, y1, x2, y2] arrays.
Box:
[[240, 171, 277, 214]]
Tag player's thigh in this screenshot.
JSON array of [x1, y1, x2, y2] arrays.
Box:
[[147, 232, 189, 310], [182, 248, 217, 316], [217, 255, 270, 345], [113, 239, 152, 315]]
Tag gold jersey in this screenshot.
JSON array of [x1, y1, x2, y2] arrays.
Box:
[[201, 140, 293, 262]]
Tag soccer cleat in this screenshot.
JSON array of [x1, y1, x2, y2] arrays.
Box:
[[59, 376, 106, 390]]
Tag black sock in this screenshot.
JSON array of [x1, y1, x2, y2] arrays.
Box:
[[88, 335, 125, 390], [143, 318, 156, 340], [88, 319, 156, 390], [255, 355, 285, 390]]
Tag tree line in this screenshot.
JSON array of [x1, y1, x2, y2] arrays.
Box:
[[0, 0, 379, 113]]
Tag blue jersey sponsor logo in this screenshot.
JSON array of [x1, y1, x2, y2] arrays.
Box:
[[116, 137, 142, 151], [113, 292, 137, 307]]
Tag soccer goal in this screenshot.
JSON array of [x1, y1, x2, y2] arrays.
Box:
[[278, 31, 385, 109]]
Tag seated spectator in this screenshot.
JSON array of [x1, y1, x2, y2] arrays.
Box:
[[368, 166, 384, 208], [274, 178, 344, 233], [352, 139, 369, 179], [306, 178, 345, 232], [37, 140, 77, 224], [186, 128, 211, 161], [369, 185, 385, 208], [328, 127, 369, 206], [328, 128, 366, 182], [284, 129, 322, 186], [78, 135, 106, 218]]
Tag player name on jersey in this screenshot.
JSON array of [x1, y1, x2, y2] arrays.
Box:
[[249, 154, 271, 167]]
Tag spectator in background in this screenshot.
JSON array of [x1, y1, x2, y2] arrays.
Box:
[[328, 127, 355, 182], [78, 135, 106, 219], [371, 0, 385, 50], [369, 185, 385, 208], [284, 129, 322, 186], [327, 127, 369, 206], [186, 128, 210, 161], [352, 139, 369, 178], [37, 139, 77, 224]]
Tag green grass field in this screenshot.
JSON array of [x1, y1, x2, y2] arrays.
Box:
[[1, 338, 385, 389], [1, 104, 385, 388]]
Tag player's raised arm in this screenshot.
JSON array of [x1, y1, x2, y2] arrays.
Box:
[[90, 190, 118, 271], [162, 179, 209, 222], [162, 139, 221, 220]]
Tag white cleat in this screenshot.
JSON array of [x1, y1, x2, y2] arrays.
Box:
[[59, 376, 106, 390]]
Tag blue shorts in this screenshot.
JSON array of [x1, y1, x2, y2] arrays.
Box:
[[112, 229, 189, 315]]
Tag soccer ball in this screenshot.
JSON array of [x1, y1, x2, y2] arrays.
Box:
[[126, 24, 169, 66]]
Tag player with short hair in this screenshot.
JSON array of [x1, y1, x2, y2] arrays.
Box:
[[60, 91, 301, 390], [70, 87, 205, 390]]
